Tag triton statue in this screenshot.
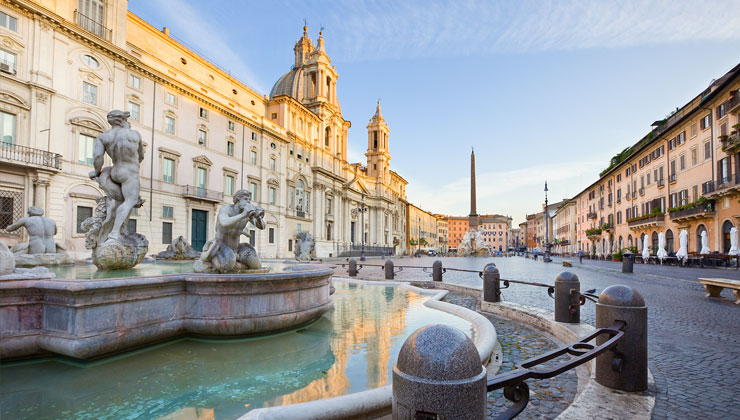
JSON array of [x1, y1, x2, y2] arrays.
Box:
[[6, 206, 72, 266]]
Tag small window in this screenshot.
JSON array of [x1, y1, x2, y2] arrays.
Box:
[[288, 239, 293, 252], [703, 141, 711, 161], [82, 82, 97, 105], [225, 175, 235, 196], [271, 113, 277, 119], [250, 150, 257, 164], [78, 134, 95, 165], [76, 206, 93, 233], [126, 219, 137, 234], [197, 129, 207, 146], [180, 57, 187, 65], [0, 111, 16, 144], [82, 54, 99, 68], [129, 74, 141, 89], [165, 116, 176, 134], [199, 107, 208, 119], [269, 187, 276, 204], [270, 143, 276, 149], [0, 49, 17, 73], [269, 157, 276, 171], [227, 141, 234, 156], [249, 182, 257, 201], [228, 121, 235, 131], [162, 205, 174, 218], [162, 157, 175, 182], [269, 227, 275, 244], [128, 101, 140, 121], [251, 132, 257, 141], [165, 92, 177, 105], [0, 11, 18, 32], [162, 222, 173, 244]]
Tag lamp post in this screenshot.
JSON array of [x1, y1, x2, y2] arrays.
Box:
[[544, 183, 549, 259], [418, 217, 422, 257], [360, 194, 367, 261]]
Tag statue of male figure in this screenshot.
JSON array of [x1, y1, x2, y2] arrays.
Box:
[[6, 206, 56, 254], [88, 110, 144, 244]]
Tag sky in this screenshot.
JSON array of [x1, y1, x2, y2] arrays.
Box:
[[129, 0, 740, 225]]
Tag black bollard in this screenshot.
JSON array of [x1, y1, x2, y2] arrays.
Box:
[[348, 258, 358, 277], [622, 252, 634, 273], [385, 259, 394, 280], [595, 285, 648, 392], [433, 260, 443, 282], [482, 263, 500, 303], [554, 272, 580, 323]]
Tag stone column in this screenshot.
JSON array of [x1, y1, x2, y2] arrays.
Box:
[[33, 177, 51, 211]]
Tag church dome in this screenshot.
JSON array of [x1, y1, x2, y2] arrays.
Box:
[[269, 68, 299, 99]]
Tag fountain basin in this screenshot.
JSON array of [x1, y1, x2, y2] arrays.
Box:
[[0, 265, 333, 360]]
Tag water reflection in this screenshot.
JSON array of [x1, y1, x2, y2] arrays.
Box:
[[0, 282, 472, 420]]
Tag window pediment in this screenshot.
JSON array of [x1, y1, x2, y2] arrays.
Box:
[[267, 177, 280, 186], [158, 146, 181, 159], [223, 166, 238, 175], [0, 34, 24, 53], [0, 91, 29, 111], [192, 155, 213, 166]]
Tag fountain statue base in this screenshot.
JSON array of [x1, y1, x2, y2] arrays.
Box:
[[14, 253, 74, 267], [92, 233, 149, 270]]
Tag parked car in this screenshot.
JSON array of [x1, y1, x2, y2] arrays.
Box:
[[427, 250, 436, 256]]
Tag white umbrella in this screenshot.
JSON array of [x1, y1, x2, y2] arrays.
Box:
[[700, 231, 711, 254], [607, 240, 612, 256], [729, 227, 739, 256], [642, 235, 650, 260], [676, 229, 689, 262], [657, 232, 667, 261]]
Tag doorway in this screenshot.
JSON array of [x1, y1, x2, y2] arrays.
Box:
[[191, 209, 208, 251]]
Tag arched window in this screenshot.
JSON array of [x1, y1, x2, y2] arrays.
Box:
[[665, 229, 674, 254], [618, 236, 623, 250], [722, 220, 733, 253], [696, 224, 707, 253], [639, 233, 646, 251], [628, 234, 633, 248], [295, 179, 305, 212], [651, 231, 659, 254], [324, 127, 330, 147]]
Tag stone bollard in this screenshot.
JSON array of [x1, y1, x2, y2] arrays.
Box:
[[385, 259, 395, 280], [392, 324, 486, 420], [622, 252, 634, 273], [554, 272, 580, 323], [482, 263, 500, 303], [348, 258, 358, 277], [433, 260, 443, 282], [595, 285, 648, 392]]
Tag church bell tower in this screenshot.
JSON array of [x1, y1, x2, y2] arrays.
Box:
[[366, 101, 390, 181]]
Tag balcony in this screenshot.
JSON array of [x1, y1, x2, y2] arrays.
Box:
[[658, 178, 665, 188], [628, 213, 665, 229], [182, 185, 223, 203], [720, 131, 740, 154], [728, 91, 740, 113], [602, 222, 614, 232], [708, 173, 740, 197], [0, 142, 62, 171], [669, 201, 716, 223], [702, 181, 715, 195], [587, 212, 597, 219], [75, 10, 112, 41]]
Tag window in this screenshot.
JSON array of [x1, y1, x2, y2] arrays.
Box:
[[128, 101, 140, 122], [162, 222, 172, 244], [162, 157, 175, 183], [162, 205, 174, 218], [269, 157, 276, 171], [82, 82, 97, 105], [82, 54, 99, 68], [251, 132, 257, 141], [0, 48, 16, 73], [679, 154, 686, 171], [704, 141, 711, 161], [228, 121, 235, 131], [295, 180, 305, 211], [0, 111, 15, 145], [76, 206, 92, 233], [225, 175, 235, 196], [717, 103, 727, 120], [690, 123, 697, 138], [227, 141, 234, 156], [165, 116, 175, 134], [196, 167, 207, 189], [197, 129, 207, 146], [129, 74, 141, 89], [78, 134, 95, 165], [677, 131, 685, 145], [691, 147, 698, 166], [199, 107, 208, 119], [327, 198, 332, 214], [0, 11, 18, 31], [268, 227, 275, 244], [127, 219, 137, 234], [719, 157, 731, 183], [249, 182, 257, 201], [288, 239, 293, 252], [165, 92, 176, 105], [271, 113, 277, 119], [269, 187, 276, 204], [250, 150, 257, 164], [325, 127, 330, 147], [700, 114, 711, 130]]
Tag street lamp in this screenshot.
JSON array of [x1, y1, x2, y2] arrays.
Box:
[[418, 216, 422, 257], [544, 182, 549, 258], [360, 194, 367, 261]]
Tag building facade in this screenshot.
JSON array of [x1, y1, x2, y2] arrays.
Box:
[[478, 214, 512, 252], [0, 0, 408, 259], [407, 204, 439, 254]]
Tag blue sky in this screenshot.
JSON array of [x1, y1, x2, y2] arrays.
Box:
[[129, 0, 740, 225]]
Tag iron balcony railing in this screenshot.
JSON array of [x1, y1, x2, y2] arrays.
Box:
[[702, 181, 715, 194], [669, 201, 716, 220], [714, 174, 740, 191], [586, 212, 597, 219], [75, 10, 112, 41], [0, 142, 61, 170], [182, 185, 223, 202]]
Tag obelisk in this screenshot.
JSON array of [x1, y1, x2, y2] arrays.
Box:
[[469, 148, 479, 229]]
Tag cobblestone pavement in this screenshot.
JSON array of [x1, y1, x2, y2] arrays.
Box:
[[332, 256, 740, 419], [442, 293, 578, 420]]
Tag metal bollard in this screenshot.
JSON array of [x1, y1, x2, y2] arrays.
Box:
[[385, 259, 394, 280], [554, 272, 580, 323], [433, 260, 443, 282], [595, 285, 648, 392], [622, 252, 634, 273], [348, 258, 358, 277], [392, 325, 486, 420], [482, 263, 500, 303]]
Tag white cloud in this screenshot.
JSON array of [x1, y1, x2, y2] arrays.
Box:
[[323, 0, 740, 61], [147, 0, 267, 93]]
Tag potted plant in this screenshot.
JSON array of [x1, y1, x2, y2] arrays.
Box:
[[612, 250, 623, 261]]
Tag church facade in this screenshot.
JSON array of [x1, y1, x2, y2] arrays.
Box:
[[0, 0, 408, 259]]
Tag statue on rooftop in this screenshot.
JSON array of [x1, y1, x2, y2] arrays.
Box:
[[81, 110, 148, 270], [194, 190, 266, 273], [6, 206, 72, 266]]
